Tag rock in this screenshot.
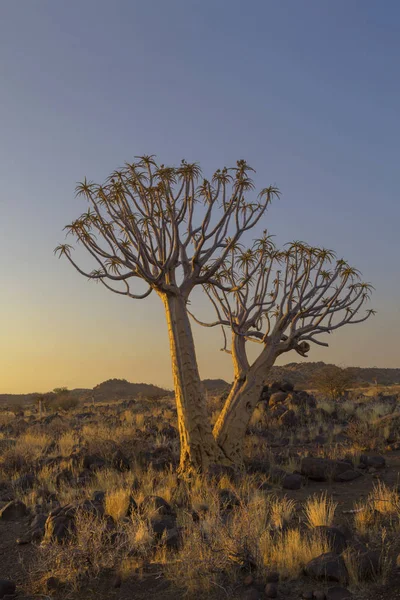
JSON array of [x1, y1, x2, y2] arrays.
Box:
[[304, 552, 348, 583], [0, 500, 28, 520], [313, 592, 326, 600], [269, 404, 287, 418], [315, 527, 349, 555], [353, 548, 381, 580], [139, 495, 174, 516], [150, 514, 176, 537], [282, 473, 302, 490], [55, 468, 74, 486], [300, 457, 354, 482], [111, 449, 130, 471], [326, 587, 353, 599], [82, 454, 106, 471], [45, 576, 60, 592], [302, 592, 313, 600], [335, 470, 362, 482], [269, 391, 288, 407], [281, 381, 295, 393], [269, 381, 284, 394], [360, 455, 386, 469], [13, 473, 36, 491], [43, 504, 77, 543], [20, 513, 48, 544], [279, 409, 298, 428], [92, 490, 106, 504], [265, 582, 278, 597], [242, 589, 262, 600], [314, 435, 328, 445], [0, 580, 16, 598], [219, 488, 240, 510]]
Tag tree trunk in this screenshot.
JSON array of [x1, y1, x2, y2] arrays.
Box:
[[162, 293, 230, 475], [213, 342, 277, 465]]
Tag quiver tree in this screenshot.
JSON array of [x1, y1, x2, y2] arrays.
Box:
[[191, 239, 375, 464], [55, 156, 279, 474]]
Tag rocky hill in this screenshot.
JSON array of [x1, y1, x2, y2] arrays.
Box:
[[266, 362, 400, 388]]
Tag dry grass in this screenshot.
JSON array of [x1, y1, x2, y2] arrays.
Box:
[[304, 492, 337, 528], [105, 488, 131, 521], [270, 495, 296, 529], [58, 431, 79, 456], [369, 481, 400, 516], [261, 527, 330, 579]]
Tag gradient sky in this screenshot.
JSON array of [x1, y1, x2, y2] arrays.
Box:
[[1, 1, 399, 393]]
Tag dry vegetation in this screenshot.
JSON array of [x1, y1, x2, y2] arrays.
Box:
[[0, 381, 400, 600]]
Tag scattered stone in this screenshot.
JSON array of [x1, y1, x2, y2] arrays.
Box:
[[45, 576, 60, 592], [304, 552, 348, 583], [313, 592, 326, 600], [360, 455, 386, 469], [355, 548, 381, 580], [335, 470, 362, 482], [13, 473, 36, 491], [300, 457, 354, 482], [0, 580, 16, 598], [92, 490, 106, 504], [269, 391, 288, 407], [111, 449, 130, 471], [42, 504, 77, 543], [314, 435, 328, 445], [219, 488, 240, 510], [243, 574, 253, 586], [315, 526, 349, 555], [302, 592, 313, 600], [82, 454, 106, 471], [0, 500, 28, 520], [55, 468, 74, 487], [282, 473, 302, 490], [279, 409, 298, 428], [140, 495, 174, 516], [265, 582, 278, 598], [242, 588, 262, 600], [326, 586, 353, 600]]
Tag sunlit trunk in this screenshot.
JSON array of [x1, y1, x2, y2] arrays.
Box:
[[214, 339, 278, 465], [162, 293, 230, 475]]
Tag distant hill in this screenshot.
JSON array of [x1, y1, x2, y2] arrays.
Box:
[[202, 379, 231, 392], [266, 362, 400, 388], [1, 364, 399, 407], [92, 379, 171, 402]]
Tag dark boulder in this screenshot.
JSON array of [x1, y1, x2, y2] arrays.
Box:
[[300, 457, 354, 482], [304, 552, 348, 583], [0, 500, 28, 520]]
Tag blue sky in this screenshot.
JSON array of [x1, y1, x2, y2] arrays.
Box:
[[0, 1, 399, 392]]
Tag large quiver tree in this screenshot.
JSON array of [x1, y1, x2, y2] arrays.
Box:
[[55, 156, 279, 474], [192, 239, 375, 464]]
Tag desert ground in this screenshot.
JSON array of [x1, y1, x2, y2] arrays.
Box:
[[0, 378, 399, 600]]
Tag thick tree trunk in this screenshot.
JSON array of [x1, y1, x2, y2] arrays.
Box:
[[213, 343, 277, 465], [162, 293, 230, 475]]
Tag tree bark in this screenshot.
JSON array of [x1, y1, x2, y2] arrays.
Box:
[[162, 293, 230, 475], [213, 341, 278, 465]]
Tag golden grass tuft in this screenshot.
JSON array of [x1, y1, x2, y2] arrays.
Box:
[[270, 495, 296, 529], [105, 488, 131, 521], [304, 491, 337, 528], [260, 527, 330, 579]]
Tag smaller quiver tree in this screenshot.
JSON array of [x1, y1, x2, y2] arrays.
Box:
[[191, 238, 375, 463]]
